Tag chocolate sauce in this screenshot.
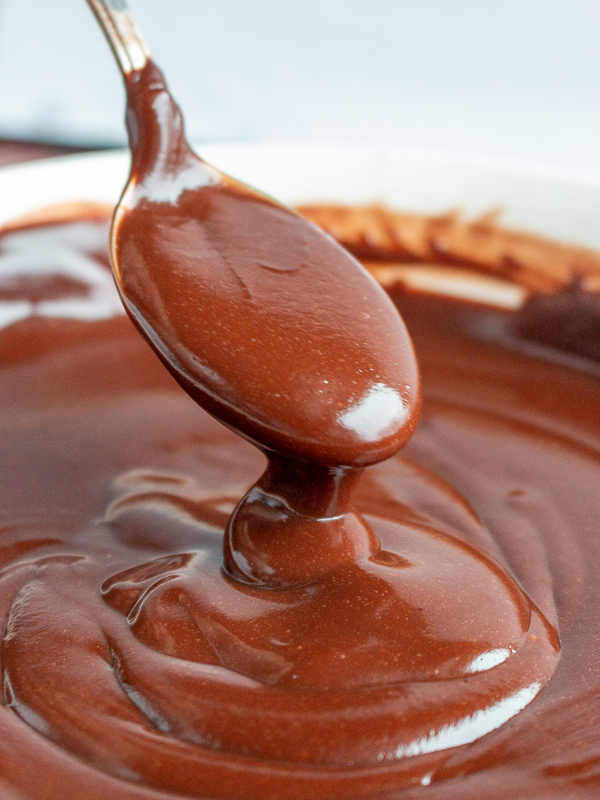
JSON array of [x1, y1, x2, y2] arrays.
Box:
[[82, 60, 557, 774], [1, 199, 598, 798], [117, 64, 421, 467], [514, 278, 600, 362], [1, 52, 597, 794], [114, 63, 427, 593]]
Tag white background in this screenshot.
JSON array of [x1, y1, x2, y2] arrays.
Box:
[[1, 0, 600, 177]]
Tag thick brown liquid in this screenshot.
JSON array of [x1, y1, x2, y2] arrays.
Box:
[[115, 62, 423, 595], [100, 60, 559, 780], [0, 210, 598, 798]]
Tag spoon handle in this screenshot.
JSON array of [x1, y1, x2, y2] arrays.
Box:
[[86, 0, 150, 74]]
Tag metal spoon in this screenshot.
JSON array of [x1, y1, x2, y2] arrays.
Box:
[[85, 0, 420, 471]]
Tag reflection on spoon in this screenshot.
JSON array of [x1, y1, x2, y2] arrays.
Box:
[[338, 382, 410, 442]]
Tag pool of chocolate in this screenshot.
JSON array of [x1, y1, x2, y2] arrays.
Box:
[[0, 206, 598, 799]]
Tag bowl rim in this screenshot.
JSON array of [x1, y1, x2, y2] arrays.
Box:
[[1, 142, 599, 311], [1, 142, 600, 235]]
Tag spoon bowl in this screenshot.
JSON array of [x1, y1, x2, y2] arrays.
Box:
[[87, 0, 421, 468]]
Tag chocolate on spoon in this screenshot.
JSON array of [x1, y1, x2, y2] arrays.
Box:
[[86, 0, 559, 766], [87, 0, 421, 467], [87, 0, 421, 585]]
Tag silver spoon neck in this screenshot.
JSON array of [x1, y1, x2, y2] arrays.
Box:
[[86, 0, 150, 75]]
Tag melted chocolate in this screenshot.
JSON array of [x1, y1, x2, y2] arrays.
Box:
[[116, 64, 421, 469], [0, 206, 597, 798], [89, 60, 560, 775], [514, 278, 600, 362], [114, 63, 424, 596]]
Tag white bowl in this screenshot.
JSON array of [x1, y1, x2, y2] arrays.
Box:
[[1, 144, 600, 252]]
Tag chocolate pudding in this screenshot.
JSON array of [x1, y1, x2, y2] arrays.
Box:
[[0, 194, 598, 799]]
